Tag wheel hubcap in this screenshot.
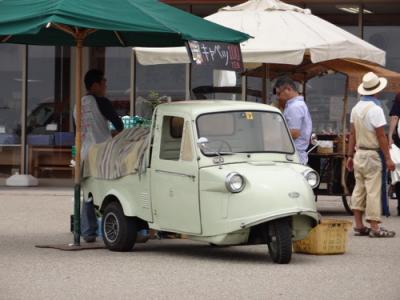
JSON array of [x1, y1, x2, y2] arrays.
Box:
[[104, 212, 119, 243]]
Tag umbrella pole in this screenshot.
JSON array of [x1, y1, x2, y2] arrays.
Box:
[[73, 39, 83, 246]]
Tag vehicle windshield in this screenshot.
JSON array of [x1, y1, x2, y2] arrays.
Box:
[[196, 111, 294, 155]]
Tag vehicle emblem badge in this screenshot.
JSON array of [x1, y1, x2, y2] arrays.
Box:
[[213, 156, 224, 164]]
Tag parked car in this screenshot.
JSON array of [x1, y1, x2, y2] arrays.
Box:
[[82, 100, 319, 264]]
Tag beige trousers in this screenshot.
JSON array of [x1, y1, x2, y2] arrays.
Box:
[[351, 150, 382, 223]]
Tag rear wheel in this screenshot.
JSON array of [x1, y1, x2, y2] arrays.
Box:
[[267, 218, 292, 264], [343, 169, 355, 215], [102, 202, 137, 251]]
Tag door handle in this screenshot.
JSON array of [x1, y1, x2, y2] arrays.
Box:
[[155, 169, 196, 181]]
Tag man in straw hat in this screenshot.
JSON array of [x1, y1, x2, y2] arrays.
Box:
[[346, 72, 395, 238]]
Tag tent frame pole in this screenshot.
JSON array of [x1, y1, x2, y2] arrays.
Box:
[[185, 63, 191, 100], [262, 63, 267, 103], [20, 45, 28, 174], [241, 74, 247, 101], [131, 51, 136, 116], [341, 76, 350, 195]]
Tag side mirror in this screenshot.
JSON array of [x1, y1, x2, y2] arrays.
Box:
[[307, 133, 320, 154], [197, 137, 209, 149], [310, 133, 318, 145]]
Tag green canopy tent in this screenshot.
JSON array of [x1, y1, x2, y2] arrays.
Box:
[[0, 0, 250, 246]]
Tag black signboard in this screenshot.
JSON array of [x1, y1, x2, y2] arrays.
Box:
[[186, 40, 243, 72]]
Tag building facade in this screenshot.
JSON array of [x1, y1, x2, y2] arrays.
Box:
[[0, 0, 399, 184]]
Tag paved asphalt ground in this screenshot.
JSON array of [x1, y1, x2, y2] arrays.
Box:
[[0, 187, 399, 300]]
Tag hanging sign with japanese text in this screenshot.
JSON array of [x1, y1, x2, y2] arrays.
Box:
[[186, 41, 243, 72]]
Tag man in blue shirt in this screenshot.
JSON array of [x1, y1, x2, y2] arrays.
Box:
[[274, 77, 312, 164]]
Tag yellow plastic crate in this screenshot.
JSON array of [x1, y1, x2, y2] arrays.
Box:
[[293, 219, 352, 255]]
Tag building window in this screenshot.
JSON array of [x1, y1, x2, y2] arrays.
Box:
[[27, 46, 73, 179]]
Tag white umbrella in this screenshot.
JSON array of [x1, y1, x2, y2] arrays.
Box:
[[134, 0, 385, 66]]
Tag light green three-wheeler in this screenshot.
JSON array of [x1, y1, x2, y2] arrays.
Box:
[[82, 101, 319, 264]]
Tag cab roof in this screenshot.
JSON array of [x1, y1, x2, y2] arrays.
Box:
[[156, 100, 280, 117]]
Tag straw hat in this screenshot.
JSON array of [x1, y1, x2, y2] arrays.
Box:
[[358, 72, 388, 96]]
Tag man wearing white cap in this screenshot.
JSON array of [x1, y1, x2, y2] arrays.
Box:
[[346, 72, 395, 238]]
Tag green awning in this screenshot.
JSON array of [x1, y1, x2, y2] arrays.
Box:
[[0, 0, 250, 46]]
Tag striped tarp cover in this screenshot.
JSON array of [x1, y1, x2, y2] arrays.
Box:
[[83, 127, 150, 180]]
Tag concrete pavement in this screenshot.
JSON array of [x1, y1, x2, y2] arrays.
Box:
[[0, 188, 399, 300]]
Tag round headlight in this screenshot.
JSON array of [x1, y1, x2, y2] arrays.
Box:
[[225, 172, 245, 193], [303, 169, 320, 189]]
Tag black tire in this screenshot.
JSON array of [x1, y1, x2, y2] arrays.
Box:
[[209, 243, 230, 248], [343, 169, 355, 215], [102, 201, 137, 252], [267, 218, 292, 264], [341, 196, 353, 215]]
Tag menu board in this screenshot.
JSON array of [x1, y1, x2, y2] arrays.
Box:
[[186, 40, 243, 72]]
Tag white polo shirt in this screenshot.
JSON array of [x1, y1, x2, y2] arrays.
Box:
[[350, 98, 386, 131]]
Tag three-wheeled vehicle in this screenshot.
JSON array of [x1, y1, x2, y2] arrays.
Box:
[[82, 101, 319, 264]]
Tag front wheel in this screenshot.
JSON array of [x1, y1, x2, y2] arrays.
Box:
[[102, 202, 137, 251], [267, 218, 292, 264]]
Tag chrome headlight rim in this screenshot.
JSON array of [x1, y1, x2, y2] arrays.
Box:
[[225, 172, 246, 193], [302, 169, 320, 189]]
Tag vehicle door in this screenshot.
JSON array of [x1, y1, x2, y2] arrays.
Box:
[[150, 112, 201, 234]]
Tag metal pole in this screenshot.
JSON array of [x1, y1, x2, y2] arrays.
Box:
[[20, 45, 28, 174], [134, 52, 137, 115], [185, 63, 191, 100], [262, 63, 267, 104], [130, 50, 135, 116], [358, 4, 364, 39], [241, 74, 247, 101], [189, 63, 192, 99], [73, 39, 83, 246], [341, 76, 350, 194], [266, 64, 271, 104]]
